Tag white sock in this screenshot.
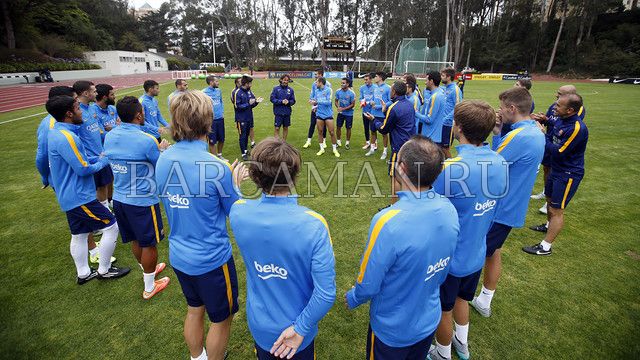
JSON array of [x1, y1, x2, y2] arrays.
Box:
[[435, 340, 451, 358], [191, 348, 207, 360], [143, 272, 155, 293], [89, 246, 99, 257], [100, 199, 110, 210], [382, 146, 387, 153], [545, 221, 549, 227], [70, 233, 91, 278], [476, 285, 495, 309], [455, 322, 469, 344], [332, 144, 337, 151], [306, 138, 311, 142], [243, 150, 247, 154], [98, 223, 118, 274], [337, 139, 342, 146], [540, 240, 552, 251], [366, 140, 370, 145], [322, 139, 326, 145], [346, 140, 350, 146]]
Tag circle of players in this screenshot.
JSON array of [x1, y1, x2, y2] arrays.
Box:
[[36, 68, 587, 360]]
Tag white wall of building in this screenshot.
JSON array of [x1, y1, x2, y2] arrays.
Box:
[[145, 52, 168, 72], [84, 50, 166, 75]]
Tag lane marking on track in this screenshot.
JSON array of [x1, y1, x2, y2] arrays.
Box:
[[0, 81, 172, 124]]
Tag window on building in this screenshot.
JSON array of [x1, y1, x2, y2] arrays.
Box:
[[154, 60, 161, 67]]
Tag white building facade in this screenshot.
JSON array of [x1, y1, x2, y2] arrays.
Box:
[[84, 50, 168, 76]]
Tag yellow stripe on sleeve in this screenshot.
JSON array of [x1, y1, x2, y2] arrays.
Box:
[[496, 127, 525, 154], [59, 130, 88, 167], [49, 117, 55, 129], [428, 93, 437, 116], [578, 106, 584, 117], [305, 210, 332, 245], [357, 209, 401, 283], [442, 156, 462, 170], [558, 121, 581, 153], [141, 131, 161, 149], [380, 102, 399, 130]]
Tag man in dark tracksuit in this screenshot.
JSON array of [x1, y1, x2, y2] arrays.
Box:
[[373, 81, 417, 203], [234, 76, 262, 160], [524, 93, 588, 256], [270, 74, 296, 141]]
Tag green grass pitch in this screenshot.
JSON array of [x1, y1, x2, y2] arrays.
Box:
[[0, 77, 638, 359]]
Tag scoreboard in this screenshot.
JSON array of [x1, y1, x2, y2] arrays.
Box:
[[322, 37, 352, 52]]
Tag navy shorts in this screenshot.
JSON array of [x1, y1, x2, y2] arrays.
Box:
[[174, 257, 239, 323], [440, 270, 482, 311], [371, 116, 384, 132], [316, 116, 333, 122], [337, 113, 353, 129], [439, 125, 453, 147], [255, 341, 314, 360], [208, 118, 225, 144], [112, 201, 164, 247], [366, 325, 434, 360], [65, 199, 116, 235], [155, 136, 162, 144], [485, 222, 513, 257], [93, 166, 113, 188], [545, 171, 582, 210], [274, 114, 291, 128]]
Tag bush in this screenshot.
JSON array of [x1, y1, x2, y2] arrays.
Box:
[[0, 62, 101, 73], [206, 66, 225, 73], [166, 58, 191, 70]]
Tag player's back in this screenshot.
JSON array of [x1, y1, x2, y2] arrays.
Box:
[[434, 145, 508, 276], [156, 140, 237, 275], [230, 195, 335, 352], [364, 191, 458, 346]]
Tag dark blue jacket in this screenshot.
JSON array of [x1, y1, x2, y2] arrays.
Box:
[[233, 87, 258, 122], [374, 97, 416, 153], [547, 113, 588, 176], [270, 85, 296, 116]]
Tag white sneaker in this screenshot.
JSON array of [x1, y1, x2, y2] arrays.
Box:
[[470, 297, 492, 318], [302, 140, 311, 148], [539, 202, 548, 214], [365, 147, 376, 156], [362, 142, 371, 149], [380, 149, 388, 160], [337, 140, 342, 147], [452, 332, 470, 360], [530, 191, 545, 200]]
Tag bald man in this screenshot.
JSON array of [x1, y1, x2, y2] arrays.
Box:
[[524, 93, 588, 255], [530, 85, 586, 217]]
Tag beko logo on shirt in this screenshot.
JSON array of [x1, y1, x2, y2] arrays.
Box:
[[254, 261, 288, 280], [424, 257, 450, 281], [473, 199, 496, 217], [167, 193, 190, 209], [110, 163, 128, 174]]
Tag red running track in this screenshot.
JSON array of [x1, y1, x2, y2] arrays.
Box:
[[0, 72, 174, 113]]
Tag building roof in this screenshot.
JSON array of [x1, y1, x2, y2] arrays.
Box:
[[139, 3, 154, 10]]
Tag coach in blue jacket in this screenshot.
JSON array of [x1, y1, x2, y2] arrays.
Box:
[[270, 74, 296, 141], [234, 76, 263, 160]]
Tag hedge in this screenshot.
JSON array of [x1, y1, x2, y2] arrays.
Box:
[[206, 66, 225, 73], [0, 62, 101, 73]]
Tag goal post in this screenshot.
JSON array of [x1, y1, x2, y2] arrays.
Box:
[[351, 60, 393, 75], [404, 61, 455, 76]]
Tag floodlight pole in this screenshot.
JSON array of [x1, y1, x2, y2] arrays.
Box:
[[211, 22, 217, 64]]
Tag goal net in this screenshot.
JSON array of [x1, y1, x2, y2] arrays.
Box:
[[395, 38, 451, 75], [351, 60, 393, 75], [404, 61, 455, 75]]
